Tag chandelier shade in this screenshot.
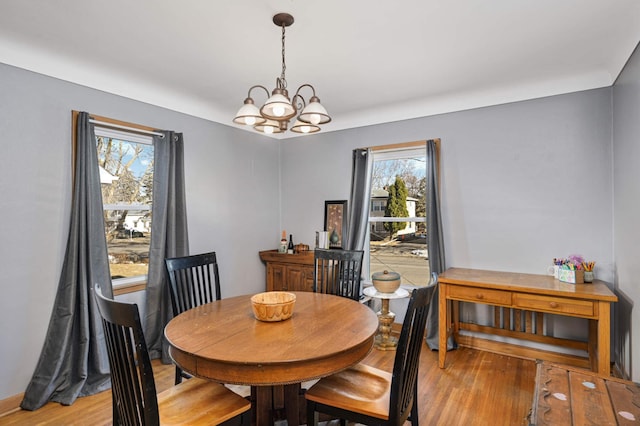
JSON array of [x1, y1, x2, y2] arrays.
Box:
[[253, 118, 284, 134], [232, 98, 267, 126], [298, 97, 331, 125], [260, 90, 296, 121], [290, 120, 321, 134], [232, 13, 331, 135]]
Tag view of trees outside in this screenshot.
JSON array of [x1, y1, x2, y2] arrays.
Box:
[[369, 155, 429, 287], [383, 176, 410, 239], [96, 135, 154, 280]]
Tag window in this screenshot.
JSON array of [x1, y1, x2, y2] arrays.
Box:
[[94, 127, 154, 284], [368, 146, 428, 287]]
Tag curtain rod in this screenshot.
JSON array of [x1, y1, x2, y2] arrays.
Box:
[[89, 119, 165, 138]]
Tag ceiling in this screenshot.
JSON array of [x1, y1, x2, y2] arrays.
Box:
[[1, 1, 639, 139]]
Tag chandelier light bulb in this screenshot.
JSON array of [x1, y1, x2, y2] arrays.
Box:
[[245, 116, 257, 126], [273, 105, 286, 117], [264, 125, 274, 134], [300, 125, 311, 133], [309, 113, 321, 125]]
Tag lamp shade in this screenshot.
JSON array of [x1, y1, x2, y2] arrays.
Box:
[[260, 92, 296, 121], [233, 100, 266, 126], [290, 120, 320, 134], [298, 97, 331, 125], [253, 119, 283, 134]]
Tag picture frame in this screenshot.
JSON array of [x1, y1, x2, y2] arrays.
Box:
[[324, 200, 348, 249]]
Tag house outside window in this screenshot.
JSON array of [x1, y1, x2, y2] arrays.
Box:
[[368, 146, 428, 287], [370, 190, 418, 237], [95, 127, 153, 284]]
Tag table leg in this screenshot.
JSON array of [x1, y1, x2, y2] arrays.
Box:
[[596, 301, 611, 376], [439, 283, 447, 368], [252, 384, 303, 426], [588, 318, 597, 371], [452, 300, 460, 334], [284, 383, 301, 426], [254, 386, 273, 426], [374, 298, 398, 350]]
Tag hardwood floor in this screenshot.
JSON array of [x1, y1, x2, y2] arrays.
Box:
[[0, 346, 536, 425]]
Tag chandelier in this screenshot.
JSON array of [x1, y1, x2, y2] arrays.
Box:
[[233, 13, 331, 135]]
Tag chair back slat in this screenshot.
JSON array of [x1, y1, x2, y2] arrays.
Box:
[[165, 252, 221, 316], [389, 279, 437, 424], [313, 249, 364, 301], [94, 284, 159, 426]]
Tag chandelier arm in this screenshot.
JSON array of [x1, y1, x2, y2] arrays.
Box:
[[291, 93, 306, 113], [247, 85, 270, 99], [294, 84, 317, 98]]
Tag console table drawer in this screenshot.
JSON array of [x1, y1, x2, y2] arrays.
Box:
[[447, 285, 511, 305], [513, 294, 594, 317]]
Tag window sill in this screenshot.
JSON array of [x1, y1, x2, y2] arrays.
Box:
[[113, 281, 147, 296]]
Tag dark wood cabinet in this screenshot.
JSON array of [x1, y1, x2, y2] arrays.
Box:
[[259, 250, 315, 292]]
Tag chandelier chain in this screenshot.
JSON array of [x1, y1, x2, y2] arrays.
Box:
[[280, 23, 287, 88]]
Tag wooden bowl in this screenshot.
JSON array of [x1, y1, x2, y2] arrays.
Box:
[[251, 291, 296, 322]]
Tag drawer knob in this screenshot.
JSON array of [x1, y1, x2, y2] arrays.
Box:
[[549, 302, 559, 308], [476, 293, 484, 300]]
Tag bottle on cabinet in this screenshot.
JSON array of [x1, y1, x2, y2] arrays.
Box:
[[287, 234, 294, 254], [278, 230, 288, 253]]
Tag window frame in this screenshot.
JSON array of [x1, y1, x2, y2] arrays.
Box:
[[94, 126, 154, 291], [365, 141, 434, 288]]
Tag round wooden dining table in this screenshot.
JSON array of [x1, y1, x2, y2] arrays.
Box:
[[164, 291, 379, 426]]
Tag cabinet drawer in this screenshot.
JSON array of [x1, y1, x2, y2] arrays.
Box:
[[447, 285, 511, 305], [513, 293, 594, 317]]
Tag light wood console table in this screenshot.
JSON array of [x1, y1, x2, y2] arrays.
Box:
[[438, 268, 617, 375]]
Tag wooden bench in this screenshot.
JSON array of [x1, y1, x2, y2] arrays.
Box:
[[530, 361, 640, 425]]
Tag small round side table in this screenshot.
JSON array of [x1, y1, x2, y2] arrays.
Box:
[[363, 286, 410, 351]]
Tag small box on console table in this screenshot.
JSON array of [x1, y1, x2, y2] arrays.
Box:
[[557, 269, 584, 284]]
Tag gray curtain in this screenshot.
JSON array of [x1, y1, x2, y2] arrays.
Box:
[[346, 148, 373, 251], [21, 112, 112, 410], [144, 131, 189, 363], [424, 139, 456, 350]]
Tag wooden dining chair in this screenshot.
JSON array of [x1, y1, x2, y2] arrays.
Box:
[[93, 284, 251, 426], [165, 251, 221, 384], [305, 283, 435, 426], [313, 248, 364, 301]]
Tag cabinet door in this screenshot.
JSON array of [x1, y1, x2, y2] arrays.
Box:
[[302, 266, 315, 292], [267, 264, 286, 291], [286, 265, 314, 292]]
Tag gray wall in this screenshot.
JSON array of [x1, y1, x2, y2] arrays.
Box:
[[613, 42, 640, 381], [281, 91, 614, 283], [2, 46, 639, 402], [279, 88, 617, 364], [0, 62, 280, 400]]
